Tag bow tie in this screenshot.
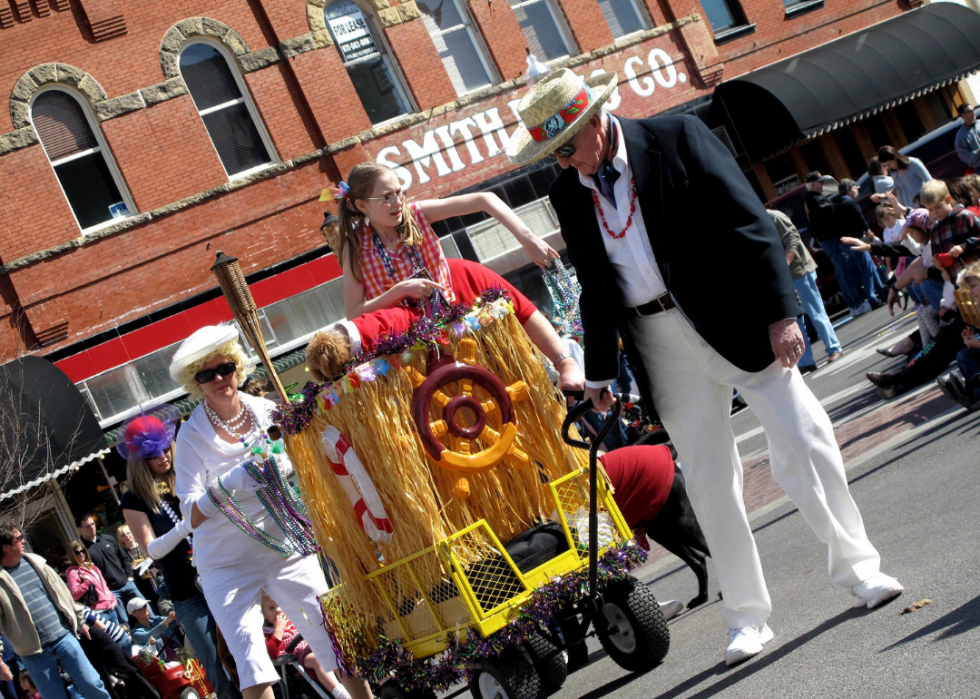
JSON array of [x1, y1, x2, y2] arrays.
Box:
[[594, 161, 621, 207]]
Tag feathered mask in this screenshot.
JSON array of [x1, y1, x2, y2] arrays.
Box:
[[116, 405, 181, 460], [319, 180, 350, 202]]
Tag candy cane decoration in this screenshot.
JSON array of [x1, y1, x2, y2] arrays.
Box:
[[320, 426, 393, 543]]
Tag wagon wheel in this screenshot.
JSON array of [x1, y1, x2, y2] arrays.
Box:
[[407, 338, 530, 497]]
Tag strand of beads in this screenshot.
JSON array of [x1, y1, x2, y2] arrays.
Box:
[[203, 399, 252, 440]]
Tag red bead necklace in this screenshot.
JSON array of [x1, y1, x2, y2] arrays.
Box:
[[592, 177, 637, 239]]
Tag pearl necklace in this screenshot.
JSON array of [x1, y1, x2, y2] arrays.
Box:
[[204, 399, 256, 443]]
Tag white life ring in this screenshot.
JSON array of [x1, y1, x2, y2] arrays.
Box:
[[320, 425, 393, 543]]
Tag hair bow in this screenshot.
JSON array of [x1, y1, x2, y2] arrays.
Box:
[[319, 181, 351, 203]]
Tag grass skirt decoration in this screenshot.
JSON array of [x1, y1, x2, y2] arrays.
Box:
[[277, 290, 590, 662]]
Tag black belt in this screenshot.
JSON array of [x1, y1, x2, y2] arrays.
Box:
[[631, 293, 675, 317]]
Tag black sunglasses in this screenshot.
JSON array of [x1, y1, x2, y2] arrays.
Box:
[[74, 548, 85, 555], [548, 142, 577, 159], [194, 361, 238, 385]]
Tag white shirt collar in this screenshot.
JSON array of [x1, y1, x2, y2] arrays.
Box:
[[577, 112, 627, 191]]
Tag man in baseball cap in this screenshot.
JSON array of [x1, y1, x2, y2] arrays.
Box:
[[508, 69, 903, 665]]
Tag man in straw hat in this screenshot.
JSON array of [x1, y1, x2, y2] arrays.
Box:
[[507, 69, 903, 665]]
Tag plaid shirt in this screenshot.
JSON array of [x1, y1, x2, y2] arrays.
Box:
[[359, 202, 456, 304], [930, 207, 980, 260]]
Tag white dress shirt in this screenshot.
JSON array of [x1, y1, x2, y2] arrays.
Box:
[[579, 114, 667, 389], [578, 114, 667, 309]]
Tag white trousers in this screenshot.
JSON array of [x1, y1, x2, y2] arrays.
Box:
[[200, 552, 337, 690], [629, 310, 882, 629]]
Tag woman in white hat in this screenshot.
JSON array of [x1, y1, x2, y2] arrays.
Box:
[[169, 326, 352, 699]]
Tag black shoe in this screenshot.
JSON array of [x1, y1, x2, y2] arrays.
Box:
[[798, 364, 818, 375], [867, 370, 899, 388], [876, 348, 904, 358], [937, 375, 977, 410], [869, 300, 885, 310]]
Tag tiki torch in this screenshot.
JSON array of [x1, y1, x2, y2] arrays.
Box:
[[210, 251, 288, 404]]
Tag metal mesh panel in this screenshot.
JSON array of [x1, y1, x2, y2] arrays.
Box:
[[552, 469, 624, 558], [449, 526, 527, 615]]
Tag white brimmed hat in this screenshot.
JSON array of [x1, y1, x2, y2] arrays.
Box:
[[168, 325, 239, 383], [506, 68, 618, 166]]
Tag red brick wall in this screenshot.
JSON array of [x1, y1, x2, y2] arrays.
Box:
[[101, 95, 226, 212], [0, 0, 910, 361], [465, 0, 526, 83], [384, 17, 457, 109], [665, 0, 903, 78], [554, 0, 615, 53]]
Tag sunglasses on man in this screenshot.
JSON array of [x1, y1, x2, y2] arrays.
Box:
[[548, 142, 577, 159], [194, 361, 237, 385]]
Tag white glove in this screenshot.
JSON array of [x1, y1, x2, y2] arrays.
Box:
[[146, 519, 191, 560], [217, 463, 265, 494]]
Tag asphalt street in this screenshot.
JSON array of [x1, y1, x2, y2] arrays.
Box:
[[456, 305, 980, 699]]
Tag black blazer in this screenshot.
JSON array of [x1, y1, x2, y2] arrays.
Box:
[[550, 115, 801, 405]]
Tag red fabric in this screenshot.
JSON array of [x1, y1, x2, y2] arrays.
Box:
[[358, 202, 457, 305], [263, 620, 311, 663], [351, 258, 539, 353], [598, 445, 675, 528], [445, 258, 537, 323]]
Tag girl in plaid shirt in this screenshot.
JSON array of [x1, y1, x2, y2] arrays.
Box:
[[329, 163, 558, 320]]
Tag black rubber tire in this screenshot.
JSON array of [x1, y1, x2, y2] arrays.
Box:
[[595, 576, 670, 674], [379, 683, 437, 699], [525, 633, 567, 693], [470, 644, 543, 699], [179, 689, 201, 699]]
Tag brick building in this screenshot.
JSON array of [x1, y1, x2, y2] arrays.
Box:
[[1, 0, 979, 531]]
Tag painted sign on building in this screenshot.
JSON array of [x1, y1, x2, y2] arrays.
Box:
[[369, 36, 705, 199]]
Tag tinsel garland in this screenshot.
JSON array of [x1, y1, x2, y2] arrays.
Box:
[[351, 541, 647, 693], [275, 288, 513, 436]]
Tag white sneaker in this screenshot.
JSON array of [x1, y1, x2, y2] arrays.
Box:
[[659, 599, 684, 621], [850, 301, 873, 318], [724, 624, 774, 666], [851, 573, 904, 609]]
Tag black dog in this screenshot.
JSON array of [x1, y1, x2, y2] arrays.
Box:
[[601, 445, 710, 609]]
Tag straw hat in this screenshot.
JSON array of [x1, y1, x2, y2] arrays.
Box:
[[506, 68, 618, 166]]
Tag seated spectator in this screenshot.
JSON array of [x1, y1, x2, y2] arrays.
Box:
[[126, 598, 178, 657], [115, 526, 158, 613], [946, 177, 980, 216], [64, 540, 119, 624], [18, 671, 39, 699], [937, 262, 980, 409], [78, 605, 132, 657], [261, 593, 347, 694]]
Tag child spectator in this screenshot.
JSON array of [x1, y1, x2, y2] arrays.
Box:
[[261, 593, 352, 699], [938, 262, 980, 409], [18, 671, 40, 699], [877, 203, 907, 278], [127, 598, 178, 657], [78, 605, 132, 656]]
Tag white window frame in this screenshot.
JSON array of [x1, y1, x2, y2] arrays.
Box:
[[30, 85, 138, 235], [509, 0, 576, 61], [597, 0, 651, 40], [325, 0, 417, 126], [421, 0, 498, 96], [179, 38, 280, 180]]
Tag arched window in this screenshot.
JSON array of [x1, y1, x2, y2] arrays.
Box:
[[179, 41, 276, 178], [417, 0, 496, 96], [597, 0, 649, 38], [325, 0, 413, 124], [31, 88, 135, 232]]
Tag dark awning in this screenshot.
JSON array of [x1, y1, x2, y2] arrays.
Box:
[[0, 356, 107, 502], [715, 3, 980, 163]]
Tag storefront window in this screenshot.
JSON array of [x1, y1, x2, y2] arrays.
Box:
[[325, 0, 413, 124]]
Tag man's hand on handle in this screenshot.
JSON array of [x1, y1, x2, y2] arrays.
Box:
[[769, 318, 805, 369], [584, 385, 616, 413]]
